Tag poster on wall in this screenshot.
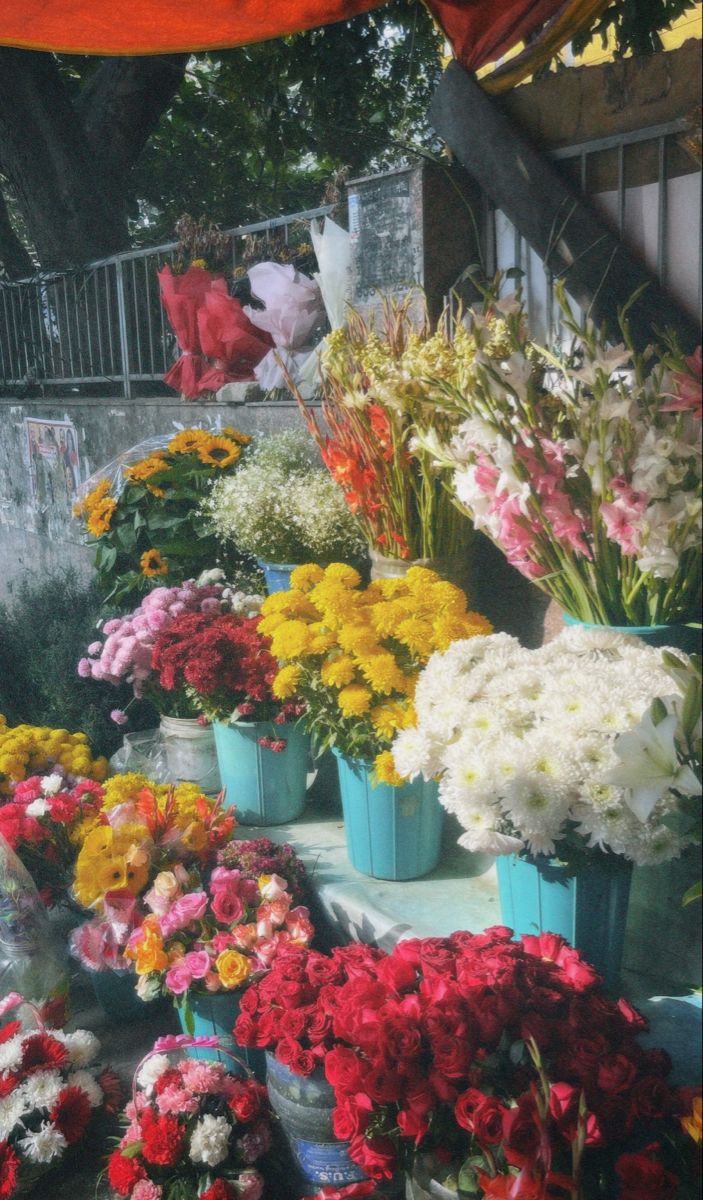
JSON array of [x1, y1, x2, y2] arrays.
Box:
[[25, 417, 81, 508]]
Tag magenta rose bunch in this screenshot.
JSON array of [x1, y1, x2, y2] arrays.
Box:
[[234, 930, 700, 1197]]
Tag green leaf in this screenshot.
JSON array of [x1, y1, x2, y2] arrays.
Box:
[[120, 1141, 144, 1158], [683, 881, 702, 906], [457, 1160, 481, 1196], [650, 697, 668, 726], [184, 1001, 195, 1035]]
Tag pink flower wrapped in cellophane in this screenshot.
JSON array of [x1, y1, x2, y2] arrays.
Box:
[[244, 261, 324, 390], [70, 889, 143, 971], [197, 290, 273, 391], [158, 265, 228, 399]]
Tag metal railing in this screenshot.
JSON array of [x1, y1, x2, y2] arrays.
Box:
[[0, 205, 333, 399], [484, 118, 702, 342]]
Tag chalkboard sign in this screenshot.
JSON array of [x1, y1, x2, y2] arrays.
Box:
[[347, 162, 480, 324], [349, 167, 424, 308]]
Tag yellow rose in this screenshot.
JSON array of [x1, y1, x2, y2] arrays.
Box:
[[215, 949, 252, 990], [129, 919, 169, 975]]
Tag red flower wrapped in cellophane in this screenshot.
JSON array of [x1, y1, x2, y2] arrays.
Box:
[[158, 264, 228, 400], [197, 290, 274, 391]]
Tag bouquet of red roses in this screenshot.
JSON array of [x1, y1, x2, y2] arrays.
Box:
[[151, 610, 305, 744], [234, 931, 701, 1198], [107, 1035, 271, 1200], [0, 773, 104, 907]]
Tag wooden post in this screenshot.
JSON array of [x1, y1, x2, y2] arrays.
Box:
[[429, 61, 700, 353]]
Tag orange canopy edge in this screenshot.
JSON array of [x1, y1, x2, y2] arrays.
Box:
[[0, 0, 385, 55]]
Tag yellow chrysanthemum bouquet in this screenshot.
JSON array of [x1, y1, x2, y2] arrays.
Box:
[[72, 426, 253, 605], [263, 563, 492, 783], [0, 716, 108, 796]]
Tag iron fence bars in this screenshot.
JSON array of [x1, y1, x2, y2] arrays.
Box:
[[0, 204, 332, 396]]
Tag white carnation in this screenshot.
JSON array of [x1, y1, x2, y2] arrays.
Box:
[[189, 1113, 231, 1167], [40, 773, 64, 795], [18, 1121, 67, 1163], [136, 1053, 170, 1093], [26, 798, 50, 817]]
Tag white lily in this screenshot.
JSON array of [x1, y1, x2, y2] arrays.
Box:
[[605, 709, 702, 821]]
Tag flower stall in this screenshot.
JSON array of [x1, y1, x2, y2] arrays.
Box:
[[2, 263, 701, 1200]]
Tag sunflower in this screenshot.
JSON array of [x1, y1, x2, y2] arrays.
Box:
[[167, 429, 210, 455], [196, 436, 242, 468], [124, 454, 168, 483], [86, 497, 117, 537], [221, 426, 253, 446], [140, 548, 169, 577]]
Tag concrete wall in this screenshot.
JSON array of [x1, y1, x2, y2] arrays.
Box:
[[0, 392, 306, 601]]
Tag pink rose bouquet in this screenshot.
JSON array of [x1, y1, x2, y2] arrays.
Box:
[[107, 1037, 270, 1199], [124, 863, 314, 1013]]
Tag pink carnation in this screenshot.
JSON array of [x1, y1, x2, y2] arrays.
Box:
[[130, 1182, 163, 1200]]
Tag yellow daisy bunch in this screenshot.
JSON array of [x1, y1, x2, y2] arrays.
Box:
[[264, 563, 491, 782], [0, 718, 108, 796]]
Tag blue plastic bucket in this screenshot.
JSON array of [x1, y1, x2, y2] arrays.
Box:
[[257, 559, 298, 594], [333, 752, 443, 880], [213, 719, 310, 825], [496, 853, 633, 991], [177, 991, 265, 1079], [266, 1053, 368, 1189], [562, 613, 700, 655]]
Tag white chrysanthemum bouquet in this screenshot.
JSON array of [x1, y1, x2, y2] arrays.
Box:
[[0, 992, 120, 1196], [391, 626, 699, 867]]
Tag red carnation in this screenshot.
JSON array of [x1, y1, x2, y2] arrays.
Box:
[[50, 1085, 92, 1144], [107, 1150, 147, 1196], [199, 1183, 238, 1200], [615, 1143, 680, 1199], [141, 1111, 184, 1166], [0, 1019, 21, 1046], [0, 1140, 20, 1200], [20, 1031, 69, 1074]]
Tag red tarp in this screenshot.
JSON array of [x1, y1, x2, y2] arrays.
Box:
[[0, 0, 569, 68]]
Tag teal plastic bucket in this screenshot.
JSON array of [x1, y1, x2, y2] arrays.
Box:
[[562, 613, 700, 655], [496, 853, 633, 992], [257, 559, 298, 594], [177, 991, 265, 1079], [90, 968, 157, 1022], [213, 720, 309, 825], [333, 752, 443, 880]]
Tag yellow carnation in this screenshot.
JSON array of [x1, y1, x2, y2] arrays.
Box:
[[257, 612, 287, 638], [404, 566, 440, 591], [337, 624, 380, 658], [337, 684, 372, 717], [359, 652, 407, 696], [273, 664, 302, 699], [374, 750, 406, 787], [271, 620, 314, 660], [429, 581, 468, 615], [290, 564, 325, 591], [395, 617, 434, 654], [322, 563, 362, 589], [370, 701, 413, 741], [320, 656, 356, 688]]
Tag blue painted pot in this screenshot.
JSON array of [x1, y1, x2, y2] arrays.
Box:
[[90, 968, 157, 1022], [213, 719, 310, 825], [177, 991, 265, 1079], [562, 613, 700, 655], [496, 853, 633, 992], [333, 752, 443, 880], [266, 1053, 368, 1189], [257, 559, 299, 594]]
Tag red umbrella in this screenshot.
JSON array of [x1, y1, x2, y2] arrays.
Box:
[[197, 290, 273, 393], [158, 263, 228, 400]]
